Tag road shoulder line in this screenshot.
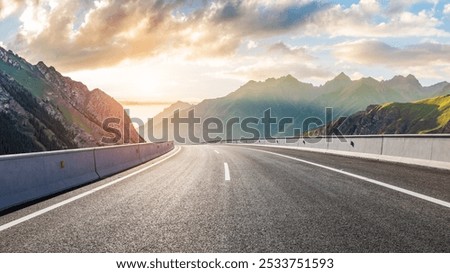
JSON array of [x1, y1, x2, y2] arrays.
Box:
[[248, 148, 450, 209]]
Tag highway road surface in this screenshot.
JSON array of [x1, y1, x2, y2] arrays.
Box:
[[0, 145, 449, 252]]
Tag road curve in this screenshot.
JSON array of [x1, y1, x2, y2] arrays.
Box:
[[0, 145, 449, 252]]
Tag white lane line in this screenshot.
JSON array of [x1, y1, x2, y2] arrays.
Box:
[[0, 146, 182, 232], [252, 149, 450, 209], [214, 150, 220, 154], [224, 163, 231, 181]]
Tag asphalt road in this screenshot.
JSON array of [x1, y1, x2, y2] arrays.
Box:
[[0, 144, 449, 252]]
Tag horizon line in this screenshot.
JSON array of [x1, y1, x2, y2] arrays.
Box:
[[117, 100, 176, 106]]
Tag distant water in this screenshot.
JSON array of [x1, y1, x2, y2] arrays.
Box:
[[121, 103, 170, 126]]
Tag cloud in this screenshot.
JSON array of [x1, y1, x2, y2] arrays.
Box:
[[227, 61, 332, 82], [334, 40, 450, 67], [386, 0, 439, 15], [246, 40, 257, 49], [211, 0, 329, 34], [444, 4, 450, 15], [13, 0, 188, 70], [5, 0, 450, 73], [355, 0, 381, 15], [0, 0, 22, 19], [224, 41, 331, 82], [214, 0, 242, 21], [267, 42, 313, 60], [304, 1, 448, 37], [8, 0, 330, 71]]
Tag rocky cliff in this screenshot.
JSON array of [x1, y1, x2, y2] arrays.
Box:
[[0, 47, 142, 155]]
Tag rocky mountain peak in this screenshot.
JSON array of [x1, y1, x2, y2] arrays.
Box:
[[406, 74, 419, 82], [357, 76, 379, 87], [0, 46, 21, 69], [334, 72, 351, 82], [36, 61, 49, 74], [172, 100, 193, 108], [387, 74, 422, 88], [282, 74, 299, 82], [158, 101, 193, 116], [323, 72, 352, 88]]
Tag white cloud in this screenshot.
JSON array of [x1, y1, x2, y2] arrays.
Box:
[[226, 59, 332, 83], [0, 0, 21, 19], [350, 72, 365, 80], [354, 0, 381, 15], [247, 40, 258, 49], [19, 0, 51, 38], [222, 42, 332, 83], [267, 42, 313, 59], [304, 2, 448, 37], [444, 4, 450, 15], [334, 40, 450, 67], [333, 39, 450, 81], [387, 0, 439, 14]]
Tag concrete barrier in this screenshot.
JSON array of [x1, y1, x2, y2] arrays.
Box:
[[140, 142, 175, 163], [233, 135, 450, 169], [328, 136, 383, 155], [0, 148, 98, 211], [431, 137, 450, 162], [381, 136, 433, 160], [0, 141, 174, 212], [139, 143, 158, 163], [94, 144, 141, 178], [284, 138, 300, 147], [299, 137, 328, 150]]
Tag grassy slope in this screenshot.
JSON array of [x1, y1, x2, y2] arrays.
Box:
[[418, 95, 450, 132], [380, 95, 450, 133]]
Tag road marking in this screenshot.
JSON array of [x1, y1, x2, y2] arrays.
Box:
[[214, 150, 220, 154], [224, 163, 231, 181], [252, 149, 450, 209], [0, 146, 182, 232]]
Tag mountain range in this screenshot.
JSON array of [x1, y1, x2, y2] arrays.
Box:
[[142, 73, 450, 142], [0, 47, 141, 155]]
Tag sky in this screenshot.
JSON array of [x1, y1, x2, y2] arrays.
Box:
[[0, 0, 450, 103]]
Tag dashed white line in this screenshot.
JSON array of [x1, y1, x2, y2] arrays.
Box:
[[0, 146, 182, 232], [252, 149, 450, 209], [214, 150, 220, 154], [224, 163, 231, 181]]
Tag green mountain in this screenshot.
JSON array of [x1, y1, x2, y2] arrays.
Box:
[[0, 47, 141, 155], [313, 95, 450, 135]]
